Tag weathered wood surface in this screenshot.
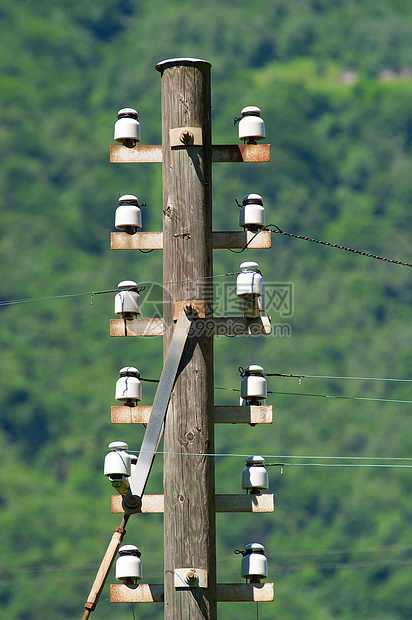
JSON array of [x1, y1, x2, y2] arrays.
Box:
[[157, 58, 216, 620]]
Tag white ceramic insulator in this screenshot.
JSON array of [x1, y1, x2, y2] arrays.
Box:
[[116, 553, 142, 581], [239, 203, 265, 230], [242, 465, 269, 490], [241, 551, 268, 579], [241, 374, 267, 399], [114, 117, 141, 143], [238, 116, 265, 142], [104, 449, 131, 477], [236, 270, 263, 297], [115, 290, 141, 317], [115, 375, 142, 403], [115, 204, 142, 231]]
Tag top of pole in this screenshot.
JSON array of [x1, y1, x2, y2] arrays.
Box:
[[155, 57, 211, 72]]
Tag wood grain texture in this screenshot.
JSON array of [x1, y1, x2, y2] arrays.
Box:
[[159, 59, 217, 620]]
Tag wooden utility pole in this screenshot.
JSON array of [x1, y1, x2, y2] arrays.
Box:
[[156, 58, 216, 620], [84, 56, 275, 620]]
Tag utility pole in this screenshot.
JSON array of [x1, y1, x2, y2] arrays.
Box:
[[82, 57, 275, 620], [156, 58, 216, 619]]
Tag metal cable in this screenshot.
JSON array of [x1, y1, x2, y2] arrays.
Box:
[[267, 224, 412, 268]]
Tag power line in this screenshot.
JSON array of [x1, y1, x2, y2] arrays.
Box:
[[0, 289, 118, 307], [214, 385, 412, 405], [143, 375, 412, 404], [263, 372, 412, 383], [268, 390, 412, 405], [268, 544, 412, 557], [128, 449, 412, 468], [270, 557, 412, 572], [0, 272, 239, 309], [266, 224, 412, 268]]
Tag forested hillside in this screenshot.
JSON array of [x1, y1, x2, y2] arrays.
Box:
[[2, 1, 412, 619]]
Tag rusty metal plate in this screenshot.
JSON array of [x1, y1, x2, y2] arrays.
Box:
[[110, 583, 274, 603], [211, 316, 271, 336], [111, 232, 163, 250], [110, 317, 271, 337], [212, 230, 271, 249], [110, 144, 270, 163], [110, 145, 162, 163], [111, 405, 272, 425], [216, 494, 274, 513], [214, 405, 273, 424], [110, 583, 164, 603], [111, 405, 152, 424], [212, 144, 270, 163], [112, 494, 273, 514], [111, 494, 164, 514], [110, 318, 165, 337], [110, 231, 271, 250], [217, 583, 274, 602]]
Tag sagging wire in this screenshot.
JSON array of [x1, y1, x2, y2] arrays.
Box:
[[0, 272, 239, 309], [0, 288, 119, 308], [266, 224, 412, 268]]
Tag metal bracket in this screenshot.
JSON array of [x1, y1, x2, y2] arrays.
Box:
[[174, 568, 208, 589], [123, 309, 192, 512], [170, 127, 203, 147]]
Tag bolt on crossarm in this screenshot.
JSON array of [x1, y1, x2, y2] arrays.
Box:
[[156, 58, 216, 620]]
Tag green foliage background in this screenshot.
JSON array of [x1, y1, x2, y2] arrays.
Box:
[[2, 1, 412, 618]]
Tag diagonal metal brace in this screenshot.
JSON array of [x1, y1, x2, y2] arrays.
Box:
[[123, 309, 192, 514]]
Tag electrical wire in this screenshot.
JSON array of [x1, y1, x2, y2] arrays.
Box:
[[0, 289, 118, 307], [4, 222, 412, 307], [266, 373, 412, 383], [0, 272, 240, 308], [238, 366, 412, 384], [141, 377, 412, 404], [228, 230, 263, 253], [214, 384, 412, 405], [270, 557, 412, 572], [2, 556, 411, 587], [128, 449, 412, 468], [267, 390, 412, 405], [140, 371, 412, 406], [266, 224, 412, 268]]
